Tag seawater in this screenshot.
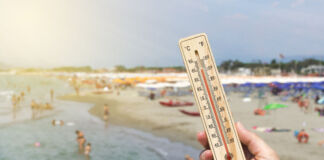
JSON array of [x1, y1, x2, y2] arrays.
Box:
[[0, 75, 200, 160]]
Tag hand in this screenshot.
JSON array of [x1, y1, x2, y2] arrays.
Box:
[[197, 122, 279, 160]]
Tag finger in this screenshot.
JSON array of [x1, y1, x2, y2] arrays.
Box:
[[235, 122, 278, 159], [199, 150, 213, 160], [236, 122, 266, 155], [197, 132, 209, 149]]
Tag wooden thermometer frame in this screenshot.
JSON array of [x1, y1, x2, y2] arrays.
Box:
[[178, 33, 245, 160]]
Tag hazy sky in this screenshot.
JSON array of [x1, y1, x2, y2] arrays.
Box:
[[0, 0, 323, 68]]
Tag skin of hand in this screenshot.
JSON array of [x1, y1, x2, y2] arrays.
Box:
[[197, 122, 279, 160]]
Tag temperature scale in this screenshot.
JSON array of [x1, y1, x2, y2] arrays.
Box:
[[178, 33, 246, 160]]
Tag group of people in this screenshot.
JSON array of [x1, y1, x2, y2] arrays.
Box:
[[30, 100, 54, 119], [71, 104, 110, 158], [10, 86, 56, 120], [75, 130, 91, 158], [291, 95, 311, 112]]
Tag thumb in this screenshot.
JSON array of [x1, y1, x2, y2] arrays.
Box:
[[235, 122, 275, 159]]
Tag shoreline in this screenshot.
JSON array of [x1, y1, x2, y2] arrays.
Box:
[[59, 90, 203, 149]]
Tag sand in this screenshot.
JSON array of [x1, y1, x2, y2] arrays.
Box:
[[61, 89, 324, 160]]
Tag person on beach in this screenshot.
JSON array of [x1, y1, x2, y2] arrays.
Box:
[[198, 122, 279, 160], [149, 91, 155, 100], [50, 89, 54, 102], [298, 97, 310, 113], [318, 140, 324, 146], [74, 85, 80, 96], [20, 91, 25, 102], [84, 143, 91, 157], [103, 104, 109, 128], [31, 100, 38, 120], [16, 96, 21, 107], [11, 94, 17, 119], [27, 85, 31, 93]]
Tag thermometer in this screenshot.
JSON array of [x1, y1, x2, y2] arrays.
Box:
[[178, 33, 246, 160]]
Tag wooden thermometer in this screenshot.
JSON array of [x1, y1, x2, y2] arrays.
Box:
[[178, 33, 245, 160]]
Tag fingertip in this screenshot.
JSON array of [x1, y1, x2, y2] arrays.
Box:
[[236, 121, 246, 131], [200, 150, 213, 160], [197, 132, 204, 142], [197, 132, 206, 141], [197, 132, 204, 138], [205, 150, 214, 160]]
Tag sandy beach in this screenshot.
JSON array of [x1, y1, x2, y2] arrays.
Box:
[[61, 88, 324, 160], [60, 90, 204, 148]]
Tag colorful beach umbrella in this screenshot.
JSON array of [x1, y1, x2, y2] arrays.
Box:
[[264, 103, 288, 110]]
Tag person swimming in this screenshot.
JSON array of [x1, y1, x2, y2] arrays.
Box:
[[60, 120, 64, 126], [76, 130, 86, 151], [52, 120, 64, 126], [11, 94, 17, 119], [79, 137, 86, 152], [84, 143, 91, 156], [31, 100, 38, 120], [76, 130, 84, 140], [185, 154, 194, 160]]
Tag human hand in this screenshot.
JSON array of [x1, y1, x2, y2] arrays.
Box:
[[197, 122, 279, 160]]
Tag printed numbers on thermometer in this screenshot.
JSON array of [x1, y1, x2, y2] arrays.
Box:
[[178, 33, 246, 160]]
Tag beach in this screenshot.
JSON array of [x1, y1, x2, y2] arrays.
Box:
[[60, 90, 204, 148], [0, 75, 200, 160], [61, 88, 324, 160]]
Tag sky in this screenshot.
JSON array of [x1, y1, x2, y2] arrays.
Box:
[[0, 0, 323, 68]]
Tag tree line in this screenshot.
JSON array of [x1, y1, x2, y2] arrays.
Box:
[[2, 58, 323, 74], [219, 58, 324, 74]]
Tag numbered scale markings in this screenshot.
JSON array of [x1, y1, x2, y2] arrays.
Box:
[[178, 33, 246, 160]]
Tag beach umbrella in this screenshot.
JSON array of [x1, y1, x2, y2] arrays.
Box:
[[264, 103, 288, 110]]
